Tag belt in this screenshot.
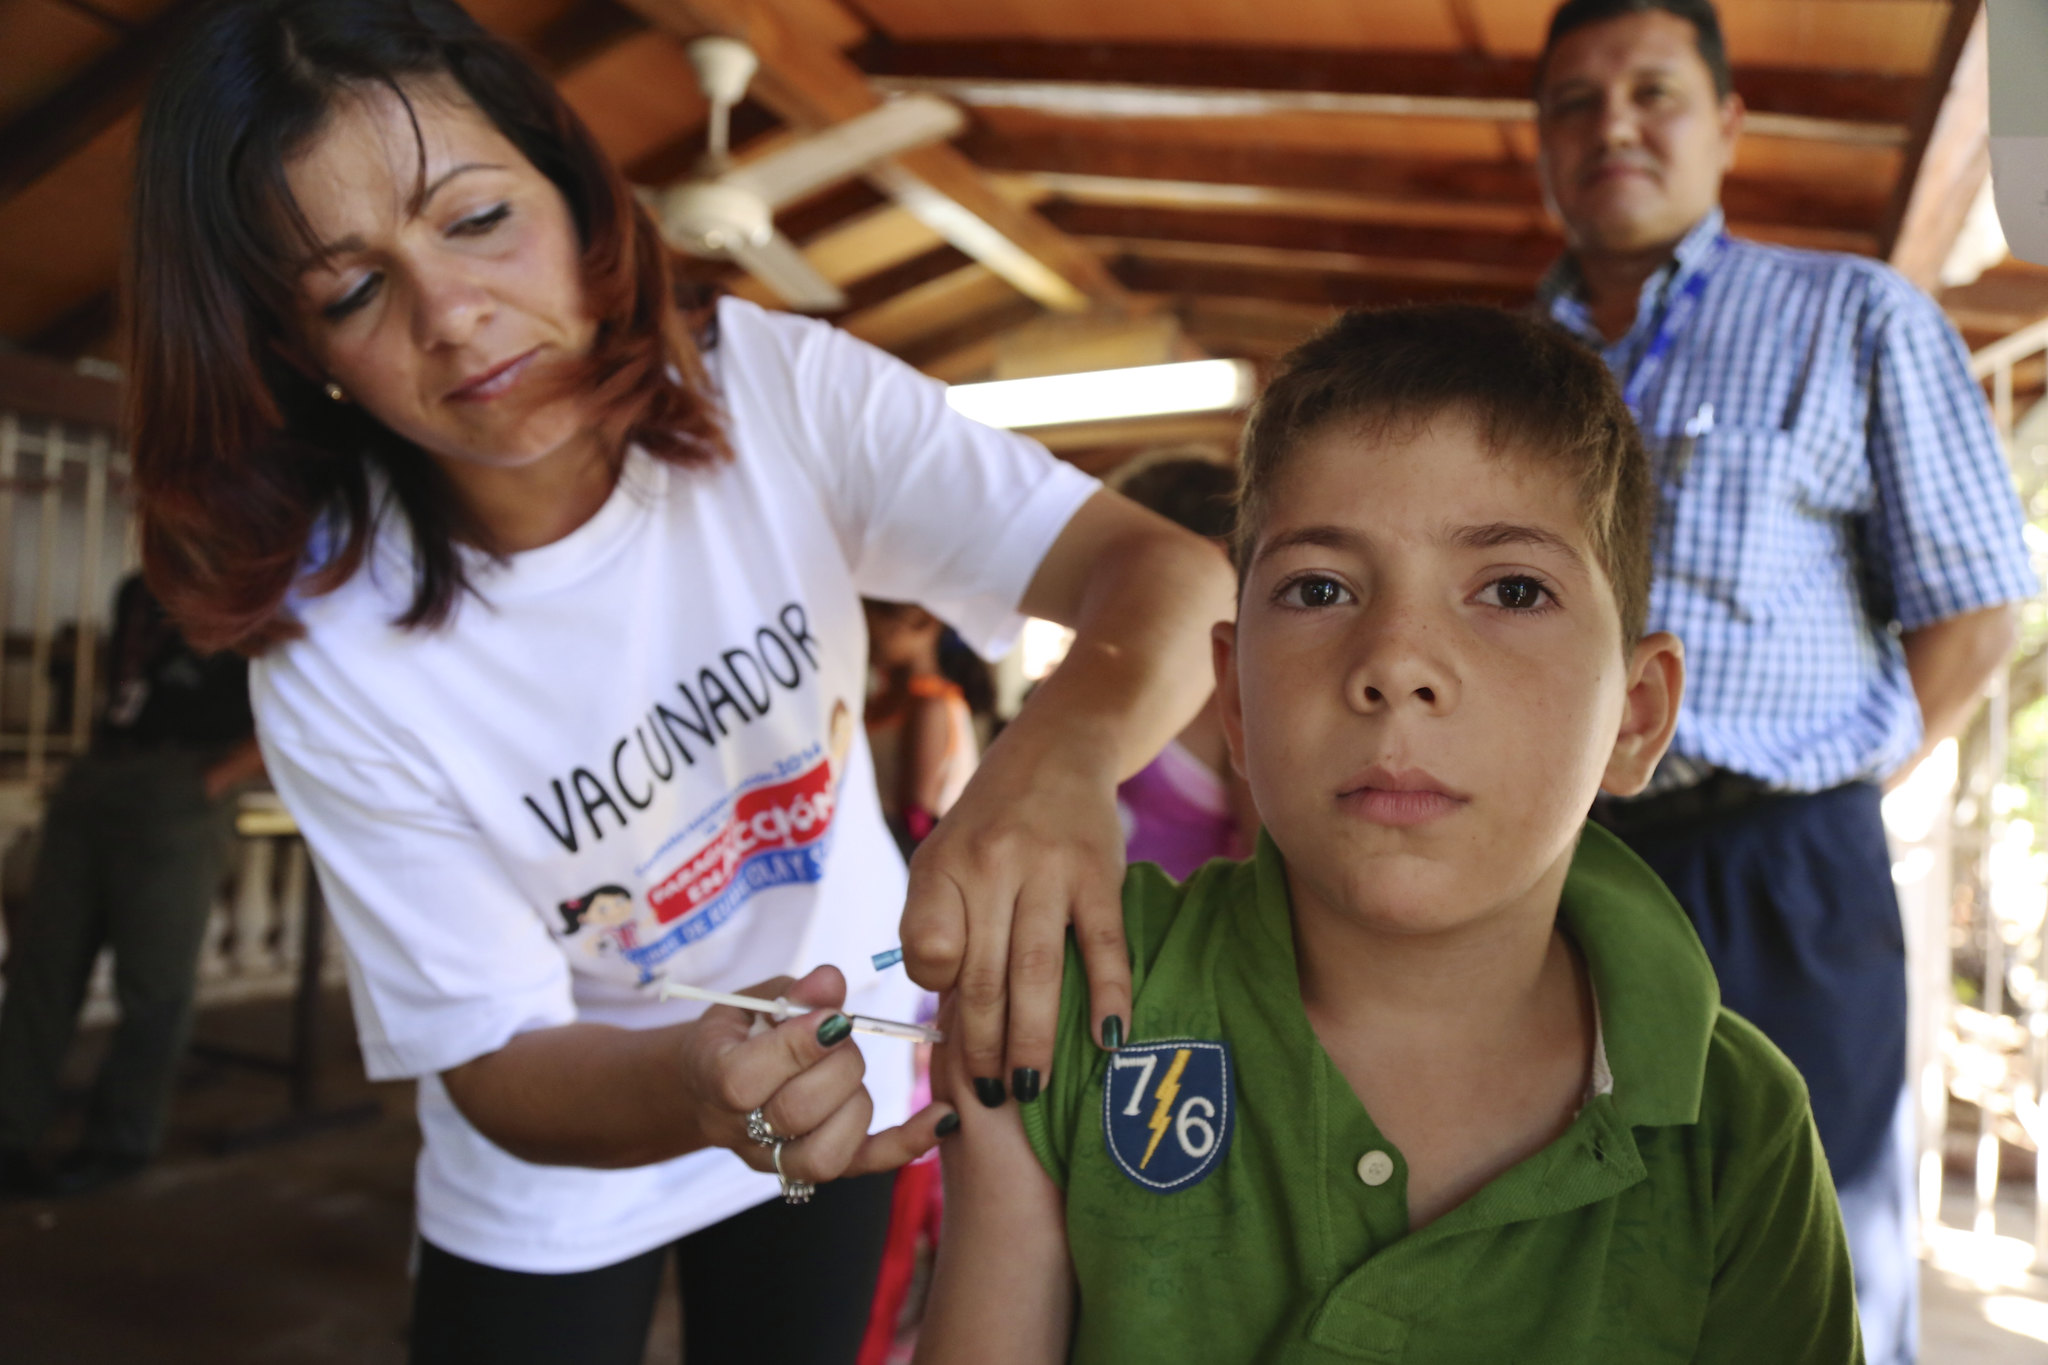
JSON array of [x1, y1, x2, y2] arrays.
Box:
[[1592, 770, 1781, 837]]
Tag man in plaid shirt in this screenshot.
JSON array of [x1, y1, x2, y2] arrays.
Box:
[[1533, 2, 2037, 1361]]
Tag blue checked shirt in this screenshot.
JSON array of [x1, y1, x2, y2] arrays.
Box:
[[1542, 209, 2037, 792]]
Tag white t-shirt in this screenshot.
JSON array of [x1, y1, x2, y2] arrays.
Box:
[[251, 298, 1098, 1273]]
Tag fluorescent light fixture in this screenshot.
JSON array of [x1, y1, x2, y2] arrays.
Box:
[[946, 359, 1255, 430]]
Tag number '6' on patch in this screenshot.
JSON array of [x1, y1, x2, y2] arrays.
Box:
[[1103, 1039, 1234, 1192]]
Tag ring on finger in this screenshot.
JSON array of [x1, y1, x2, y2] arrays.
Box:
[[771, 1140, 815, 1206], [745, 1107, 778, 1147]]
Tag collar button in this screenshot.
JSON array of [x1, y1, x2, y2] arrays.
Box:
[[1356, 1150, 1395, 1187]]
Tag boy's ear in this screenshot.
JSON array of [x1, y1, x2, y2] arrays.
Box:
[[1213, 620, 1249, 781], [1602, 631, 1684, 798]]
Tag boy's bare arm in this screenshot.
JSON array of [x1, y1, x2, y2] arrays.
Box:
[[915, 1009, 1075, 1365]]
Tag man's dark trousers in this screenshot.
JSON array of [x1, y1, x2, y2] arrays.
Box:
[[1603, 780, 1905, 1184], [0, 750, 234, 1159]]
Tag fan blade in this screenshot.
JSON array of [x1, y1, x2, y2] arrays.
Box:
[[729, 231, 848, 313], [725, 94, 966, 210]]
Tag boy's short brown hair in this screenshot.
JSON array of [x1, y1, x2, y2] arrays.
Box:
[[1235, 305, 1654, 646]]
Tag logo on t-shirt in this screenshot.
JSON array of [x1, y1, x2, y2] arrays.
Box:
[[548, 703, 856, 982], [1103, 1039, 1234, 1193], [647, 753, 836, 923]]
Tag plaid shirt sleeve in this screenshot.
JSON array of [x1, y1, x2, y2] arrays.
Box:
[[1862, 283, 2037, 632]]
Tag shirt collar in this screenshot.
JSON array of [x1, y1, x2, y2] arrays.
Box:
[[1247, 821, 1717, 1132], [1556, 822, 1718, 1127], [1540, 207, 1729, 345]]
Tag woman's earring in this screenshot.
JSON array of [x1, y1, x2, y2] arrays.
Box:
[[323, 381, 345, 403]]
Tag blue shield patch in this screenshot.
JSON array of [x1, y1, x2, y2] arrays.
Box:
[[1102, 1039, 1233, 1192]]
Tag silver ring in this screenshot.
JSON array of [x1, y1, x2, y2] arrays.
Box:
[[771, 1140, 815, 1205], [745, 1107, 777, 1147]]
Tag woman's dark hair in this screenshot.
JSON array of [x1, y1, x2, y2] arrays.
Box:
[[128, 0, 728, 653], [1536, 0, 1732, 100]]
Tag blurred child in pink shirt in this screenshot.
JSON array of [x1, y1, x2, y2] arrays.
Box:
[[1113, 457, 1257, 879]]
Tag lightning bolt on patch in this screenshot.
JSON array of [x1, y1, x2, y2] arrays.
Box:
[[1140, 1048, 1193, 1169]]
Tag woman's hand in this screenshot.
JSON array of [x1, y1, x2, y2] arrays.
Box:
[[682, 966, 951, 1185], [898, 489, 1236, 1107], [900, 727, 1127, 1109]]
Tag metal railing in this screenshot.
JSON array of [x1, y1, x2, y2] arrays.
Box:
[[1963, 324, 2048, 1267], [0, 397, 324, 1018], [0, 411, 128, 786]]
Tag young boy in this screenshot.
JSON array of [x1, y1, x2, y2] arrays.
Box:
[[914, 306, 1862, 1363]]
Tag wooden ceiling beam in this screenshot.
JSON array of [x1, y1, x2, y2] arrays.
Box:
[[1040, 202, 1562, 276], [1106, 254, 1531, 311], [839, 263, 1022, 352], [1028, 413, 1247, 464], [1005, 170, 1876, 256], [1083, 237, 1542, 292], [765, 177, 894, 243], [527, 0, 651, 75], [1941, 266, 2048, 334], [916, 329, 1015, 384], [727, 202, 949, 307], [824, 243, 975, 320], [0, 0, 210, 206], [970, 132, 1538, 209], [1883, 0, 1989, 291], [1950, 307, 2047, 339], [623, 98, 785, 185], [1173, 297, 1343, 360], [856, 39, 1916, 147], [1019, 170, 1545, 233], [0, 351, 123, 430], [619, 0, 1129, 313], [893, 295, 1044, 373], [26, 290, 119, 363], [0, 0, 640, 211], [0, 0, 686, 357], [964, 130, 1888, 238]]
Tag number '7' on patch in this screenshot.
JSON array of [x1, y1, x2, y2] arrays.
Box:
[[1102, 1039, 1234, 1192]]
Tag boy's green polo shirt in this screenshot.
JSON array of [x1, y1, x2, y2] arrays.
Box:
[[1020, 824, 1862, 1364]]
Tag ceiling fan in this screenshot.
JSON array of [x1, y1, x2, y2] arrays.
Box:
[[651, 36, 966, 312]]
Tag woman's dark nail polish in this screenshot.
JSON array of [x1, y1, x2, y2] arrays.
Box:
[[816, 1014, 853, 1047], [935, 1112, 961, 1138], [1101, 1015, 1124, 1050], [1012, 1067, 1042, 1104], [973, 1077, 1006, 1108]]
